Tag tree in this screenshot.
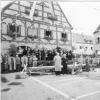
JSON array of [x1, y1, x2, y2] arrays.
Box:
[[8, 44, 17, 57]]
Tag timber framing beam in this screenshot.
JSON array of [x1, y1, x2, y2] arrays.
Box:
[[2, 13, 71, 30]]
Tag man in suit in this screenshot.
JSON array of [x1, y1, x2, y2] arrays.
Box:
[[62, 54, 68, 74]]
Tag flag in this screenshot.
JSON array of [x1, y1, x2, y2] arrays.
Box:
[[29, 1, 37, 20], [47, 1, 55, 16]]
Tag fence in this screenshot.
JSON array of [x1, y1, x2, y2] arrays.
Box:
[[1, 57, 55, 73], [1, 56, 100, 74]]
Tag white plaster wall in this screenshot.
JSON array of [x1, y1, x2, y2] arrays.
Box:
[[20, 1, 30, 7], [34, 23, 39, 28], [36, 5, 42, 10], [50, 26, 56, 31], [21, 26, 25, 36], [2, 18, 13, 24], [2, 23, 7, 34], [73, 42, 94, 54], [20, 6, 25, 12], [94, 44, 100, 51], [40, 24, 47, 29], [54, 5, 60, 10], [38, 11, 42, 16], [54, 21, 60, 26], [52, 31, 56, 39], [34, 17, 42, 21], [40, 29, 45, 38], [57, 27, 63, 32], [55, 10, 61, 15], [57, 32, 61, 40], [9, 4, 18, 10], [44, 13, 47, 17]]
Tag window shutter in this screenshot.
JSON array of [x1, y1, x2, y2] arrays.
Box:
[[7, 23, 10, 33]]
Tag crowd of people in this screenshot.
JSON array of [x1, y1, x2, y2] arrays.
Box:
[[1, 46, 74, 74]]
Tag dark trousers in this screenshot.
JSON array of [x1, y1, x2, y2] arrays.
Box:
[[55, 71, 61, 75], [16, 64, 21, 72], [62, 65, 68, 74]]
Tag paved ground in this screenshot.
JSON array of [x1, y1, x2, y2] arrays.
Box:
[[1, 68, 100, 100]]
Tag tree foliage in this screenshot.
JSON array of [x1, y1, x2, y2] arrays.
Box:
[[8, 44, 17, 57]]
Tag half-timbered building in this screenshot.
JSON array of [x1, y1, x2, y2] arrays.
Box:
[[1, 1, 73, 54]]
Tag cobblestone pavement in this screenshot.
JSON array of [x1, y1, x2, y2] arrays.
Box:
[[1, 68, 100, 100]]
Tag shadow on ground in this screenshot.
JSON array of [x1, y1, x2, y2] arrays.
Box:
[[30, 72, 54, 76], [79, 73, 100, 80], [2, 88, 10, 92], [1, 76, 9, 83], [15, 74, 22, 79], [8, 82, 22, 86]]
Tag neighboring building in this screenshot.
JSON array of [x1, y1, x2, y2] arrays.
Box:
[[1, 1, 73, 55], [94, 25, 100, 55], [72, 33, 94, 55]]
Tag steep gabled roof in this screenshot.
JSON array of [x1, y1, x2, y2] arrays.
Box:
[[94, 25, 100, 34], [1, 1, 73, 29], [72, 33, 93, 44]]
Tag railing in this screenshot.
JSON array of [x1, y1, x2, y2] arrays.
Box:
[[1, 57, 100, 74]]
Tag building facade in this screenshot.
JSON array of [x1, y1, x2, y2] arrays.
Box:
[[1, 1, 73, 55], [94, 25, 100, 55], [72, 33, 94, 55]]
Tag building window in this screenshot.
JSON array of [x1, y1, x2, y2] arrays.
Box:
[[7, 23, 21, 37], [84, 47, 87, 51], [80, 46, 82, 49], [25, 8, 38, 16], [27, 27, 38, 39], [44, 30, 53, 40], [91, 47, 93, 50], [62, 33, 67, 38], [9, 24, 19, 33], [89, 40, 92, 44], [61, 32, 67, 42]]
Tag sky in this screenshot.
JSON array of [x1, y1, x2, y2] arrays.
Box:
[[1, 1, 100, 36], [59, 2, 100, 36]]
